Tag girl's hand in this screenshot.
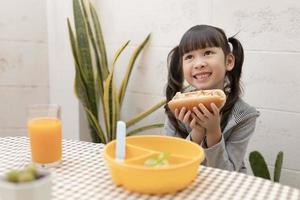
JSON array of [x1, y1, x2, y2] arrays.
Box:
[[174, 107, 199, 129], [193, 103, 222, 147], [190, 119, 206, 144], [174, 107, 191, 126], [174, 107, 205, 144], [192, 103, 221, 134]]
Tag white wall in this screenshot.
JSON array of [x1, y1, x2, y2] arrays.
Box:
[[47, 0, 79, 140], [0, 0, 80, 140], [0, 0, 49, 136], [93, 0, 300, 188]]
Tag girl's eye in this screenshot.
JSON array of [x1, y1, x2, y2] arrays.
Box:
[[184, 55, 193, 60], [204, 51, 212, 56]]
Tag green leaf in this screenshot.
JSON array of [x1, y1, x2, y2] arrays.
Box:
[[73, 0, 97, 114], [274, 151, 283, 182], [118, 34, 151, 107], [73, 65, 90, 109], [144, 152, 170, 167], [67, 19, 80, 69], [68, 19, 91, 110], [103, 70, 118, 141], [144, 158, 158, 167], [85, 108, 107, 143], [103, 76, 111, 140], [126, 99, 166, 127], [112, 88, 119, 140], [126, 123, 164, 136], [158, 152, 170, 161], [80, 0, 103, 102], [249, 151, 271, 180], [101, 41, 129, 141], [89, 2, 109, 80], [112, 41, 130, 67]]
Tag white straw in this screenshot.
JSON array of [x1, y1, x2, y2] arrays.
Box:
[[115, 121, 126, 162]]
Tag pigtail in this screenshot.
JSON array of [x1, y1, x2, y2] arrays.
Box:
[[165, 46, 188, 137], [228, 37, 244, 93], [166, 46, 183, 101], [220, 37, 244, 131]]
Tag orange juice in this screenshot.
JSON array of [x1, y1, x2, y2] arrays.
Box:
[[27, 117, 62, 164]]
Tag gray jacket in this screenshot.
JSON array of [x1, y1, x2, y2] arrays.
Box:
[[164, 98, 260, 173]]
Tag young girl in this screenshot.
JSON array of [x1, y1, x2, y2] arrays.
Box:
[[164, 25, 260, 173]]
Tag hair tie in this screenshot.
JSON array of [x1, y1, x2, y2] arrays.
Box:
[[228, 42, 233, 52]]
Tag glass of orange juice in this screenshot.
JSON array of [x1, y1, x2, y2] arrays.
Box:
[[27, 104, 62, 167]]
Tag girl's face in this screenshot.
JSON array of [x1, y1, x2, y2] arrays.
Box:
[[182, 47, 234, 90]]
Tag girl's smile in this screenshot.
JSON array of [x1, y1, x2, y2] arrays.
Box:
[[192, 71, 212, 81]]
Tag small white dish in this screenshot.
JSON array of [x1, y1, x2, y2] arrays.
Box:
[[0, 170, 52, 200]]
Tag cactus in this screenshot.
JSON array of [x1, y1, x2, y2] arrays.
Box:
[[249, 151, 283, 182], [249, 151, 271, 180], [274, 151, 283, 182]]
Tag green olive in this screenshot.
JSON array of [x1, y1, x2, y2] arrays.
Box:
[[5, 164, 40, 183], [18, 171, 35, 182], [6, 170, 20, 183], [25, 164, 37, 177]]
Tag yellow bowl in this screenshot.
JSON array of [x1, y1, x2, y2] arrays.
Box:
[[103, 135, 205, 194]]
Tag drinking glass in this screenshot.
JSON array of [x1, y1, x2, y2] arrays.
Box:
[[27, 104, 62, 166]]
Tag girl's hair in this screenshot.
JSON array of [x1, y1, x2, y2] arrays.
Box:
[[165, 24, 244, 138]]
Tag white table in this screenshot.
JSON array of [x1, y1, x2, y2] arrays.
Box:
[[0, 137, 299, 200]]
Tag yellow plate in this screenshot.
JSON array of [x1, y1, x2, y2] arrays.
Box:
[[103, 135, 205, 194]]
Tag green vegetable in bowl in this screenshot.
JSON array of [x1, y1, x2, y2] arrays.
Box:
[[144, 152, 170, 167], [25, 164, 38, 177], [6, 170, 20, 183], [17, 171, 35, 182], [5, 164, 39, 183]]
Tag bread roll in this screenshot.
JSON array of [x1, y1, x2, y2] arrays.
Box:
[[168, 89, 226, 112]]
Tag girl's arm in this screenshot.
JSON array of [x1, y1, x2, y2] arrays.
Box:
[[190, 125, 206, 144], [203, 117, 257, 171]]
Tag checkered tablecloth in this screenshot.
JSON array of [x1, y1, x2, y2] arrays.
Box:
[[0, 137, 299, 200]]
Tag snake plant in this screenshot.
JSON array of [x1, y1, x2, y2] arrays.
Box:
[[67, 0, 166, 143], [249, 151, 283, 182]]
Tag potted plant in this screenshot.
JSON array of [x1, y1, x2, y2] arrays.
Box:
[[249, 151, 283, 182], [67, 0, 166, 143], [0, 165, 51, 200]]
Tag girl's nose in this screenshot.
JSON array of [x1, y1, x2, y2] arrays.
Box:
[[194, 58, 206, 69]]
